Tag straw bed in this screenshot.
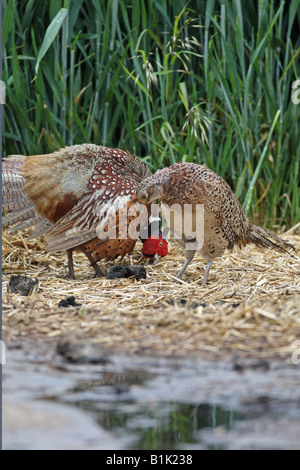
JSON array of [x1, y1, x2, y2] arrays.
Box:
[[2, 229, 300, 360]]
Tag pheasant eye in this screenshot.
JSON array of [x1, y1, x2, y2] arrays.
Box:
[[159, 241, 164, 247]]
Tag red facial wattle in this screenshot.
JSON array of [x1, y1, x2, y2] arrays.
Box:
[[141, 235, 168, 258]]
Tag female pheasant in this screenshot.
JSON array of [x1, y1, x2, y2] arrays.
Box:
[[2, 144, 168, 278], [136, 162, 294, 285]]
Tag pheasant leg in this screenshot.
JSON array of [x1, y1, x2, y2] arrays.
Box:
[[176, 253, 196, 280], [84, 251, 105, 278], [67, 249, 75, 280], [201, 260, 213, 286]]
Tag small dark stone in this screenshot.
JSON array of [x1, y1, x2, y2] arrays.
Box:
[[107, 265, 146, 280], [58, 296, 82, 308], [190, 301, 206, 309], [57, 332, 110, 364], [168, 299, 206, 309], [113, 384, 130, 395], [126, 265, 146, 279], [106, 265, 128, 279], [8, 275, 38, 296], [233, 359, 270, 372]]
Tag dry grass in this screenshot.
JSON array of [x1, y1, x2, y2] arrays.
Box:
[[2, 228, 300, 360]]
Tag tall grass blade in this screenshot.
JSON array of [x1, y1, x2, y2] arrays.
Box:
[[35, 8, 68, 74]]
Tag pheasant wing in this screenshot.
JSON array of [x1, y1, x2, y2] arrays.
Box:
[[45, 188, 148, 254]]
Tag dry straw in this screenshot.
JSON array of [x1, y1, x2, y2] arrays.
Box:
[[2, 227, 300, 360]]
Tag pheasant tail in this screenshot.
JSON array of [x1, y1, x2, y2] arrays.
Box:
[[2, 156, 49, 233], [246, 224, 294, 253]]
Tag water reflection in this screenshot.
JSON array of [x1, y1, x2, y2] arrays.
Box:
[[100, 403, 241, 450], [63, 371, 243, 449]]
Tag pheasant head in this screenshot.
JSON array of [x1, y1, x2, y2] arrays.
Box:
[[136, 168, 171, 205]]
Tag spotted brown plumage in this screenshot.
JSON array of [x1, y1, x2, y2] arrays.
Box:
[[2, 144, 168, 278], [136, 162, 294, 285]]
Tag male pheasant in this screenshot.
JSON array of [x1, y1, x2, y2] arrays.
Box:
[[136, 162, 294, 285], [2, 144, 168, 278]]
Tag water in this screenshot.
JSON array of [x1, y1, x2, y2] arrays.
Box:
[[3, 342, 300, 449], [95, 403, 241, 450], [57, 370, 244, 449]]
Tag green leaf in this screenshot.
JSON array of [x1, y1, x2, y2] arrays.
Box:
[[35, 8, 68, 74], [243, 110, 281, 213], [250, 3, 284, 65], [2, 0, 14, 48]]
